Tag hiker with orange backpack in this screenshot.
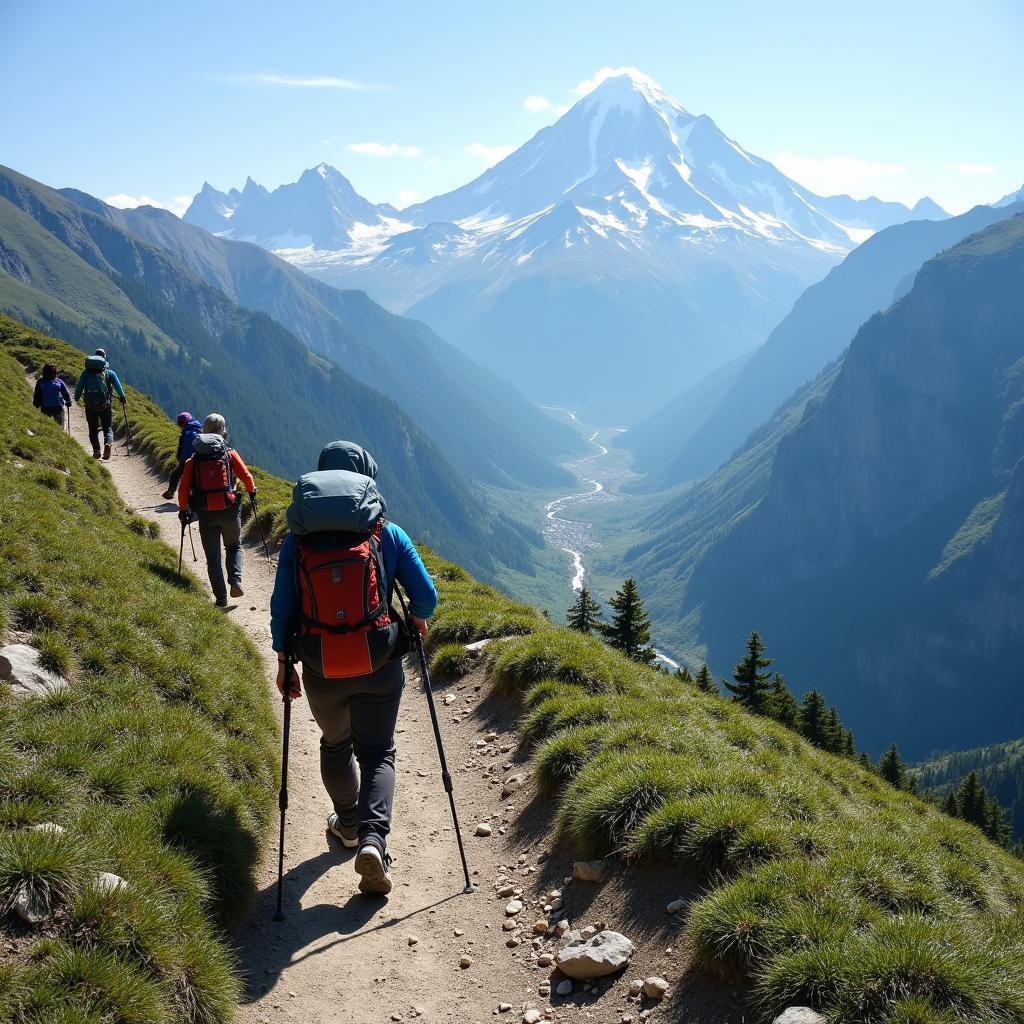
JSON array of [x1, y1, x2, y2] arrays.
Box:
[[269, 440, 437, 896], [33, 363, 72, 425], [74, 349, 126, 459], [177, 413, 256, 607]]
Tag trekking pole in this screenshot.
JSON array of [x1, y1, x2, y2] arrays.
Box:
[[65, 406, 71, 435], [177, 522, 186, 578], [188, 523, 198, 562], [248, 492, 272, 562], [396, 587, 473, 893], [273, 648, 294, 921], [120, 402, 132, 456]]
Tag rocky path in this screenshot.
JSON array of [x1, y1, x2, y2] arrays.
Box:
[[60, 402, 729, 1024]]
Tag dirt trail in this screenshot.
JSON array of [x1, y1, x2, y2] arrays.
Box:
[[57, 399, 727, 1024]]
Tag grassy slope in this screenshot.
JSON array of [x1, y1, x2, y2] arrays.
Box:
[[0, 344, 276, 1021], [5, 317, 1024, 1022]]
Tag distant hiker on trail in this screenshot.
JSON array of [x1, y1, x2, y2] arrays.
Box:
[[269, 440, 437, 896], [177, 413, 256, 607], [74, 348, 126, 460], [162, 412, 203, 500], [32, 363, 72, 425]]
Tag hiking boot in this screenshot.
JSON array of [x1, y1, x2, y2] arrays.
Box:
[[92, 449, 101, 459], [215, 596, 228, 608], [229, 583, 244, 598], [102, 443, 112, 460], [354, 843, 392, 895], [327, 812, 359, 849], [162, 488, 175, 500]]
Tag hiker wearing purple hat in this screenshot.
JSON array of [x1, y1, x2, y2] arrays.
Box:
[[162, 411, 203, 499]]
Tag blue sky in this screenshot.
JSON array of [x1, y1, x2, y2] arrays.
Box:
[[2, 0, 1022, 215]]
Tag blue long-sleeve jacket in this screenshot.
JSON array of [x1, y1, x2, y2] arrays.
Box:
[[176, 419, 202, 462], [74, 366, 126, 403], [270, 521, 438, 651]]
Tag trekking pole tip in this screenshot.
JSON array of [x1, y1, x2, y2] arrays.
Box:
[[462, 883, 475, 894]]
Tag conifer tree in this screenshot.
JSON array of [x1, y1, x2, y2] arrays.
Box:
[[675, 665, 694, 684], [767, 673, 799, 728], [826, 708, 845, 754], [599, 579, 655, 663], [695, 663, 717, 695], [878, 743, 909, 790], [859, 752, 872, 771], [724, 631, 774, 714], [797, 689, 831, 749], [956, 771, 988, 828], [942, 790, 960, 817], [566, 586, 602, 634]]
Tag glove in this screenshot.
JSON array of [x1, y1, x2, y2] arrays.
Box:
[[178, 509, 194, 526], [250, 488, 258, 502]]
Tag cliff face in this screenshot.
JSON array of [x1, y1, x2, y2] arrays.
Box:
[[688, 214, 1024, 755]]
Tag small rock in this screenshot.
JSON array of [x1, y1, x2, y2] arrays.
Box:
[[28, 822, 65, 835], [556, 930, 634, 980], [506, 899, 524, 915], [555, 920, 570, 936], [0, 644, 68, 698], [532, 919, 548, 934], [580, 925, 597, 939], [444, 693, 456, 705], [538, 984, 551, 997], [523, 1011, 542, 1024], [503, 920, 519, 931], [465, 638, 492, 653], [506, 936, 520, 948], [571, 859, 607, 883], [13, 884, 48, 924], [642, 977, 669, 1000], [94, 871, 126, 894], [484, 732, 499, 742], [537, 952, 554, 967], [773, 1011, 828, 1024], [665, 898, 685, 914], [498, 1004, 512, 1013], [454, 928, 465, 937], [549, 897, 563, 910], [497, 884, 516, 898], [475, 823, 492, 837], [459, 955, 473, 969], [555, 979, 573, 996], [501, 775, 523, 797], [407, 935, 419, 946], [629, 979, 644, 997]]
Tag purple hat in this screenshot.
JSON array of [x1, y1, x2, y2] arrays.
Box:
[[176, 411, 193, 427]]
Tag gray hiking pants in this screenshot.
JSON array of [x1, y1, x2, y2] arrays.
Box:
[[197, 506, 242, 601], [303, 657, 405, 852]]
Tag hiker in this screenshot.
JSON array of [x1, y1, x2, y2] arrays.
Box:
[[74, 348, 126, 460], [269, 440, 437, 896], [32, 363, 72, 425], [162, 412, 203, 500], [176, 413, 256, 607]]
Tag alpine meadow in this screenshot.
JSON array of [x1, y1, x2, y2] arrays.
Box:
[[2, 5, 1024, 1024]]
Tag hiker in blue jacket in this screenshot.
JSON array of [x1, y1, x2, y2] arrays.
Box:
[[162, 412, 203, 500], [73, 349, 126, 460], [269, 440, 437, 896], [33, 363, 72, 425]]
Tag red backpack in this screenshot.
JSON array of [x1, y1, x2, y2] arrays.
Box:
[[189, 434, 237, 512], [295, 521, 398, 678]]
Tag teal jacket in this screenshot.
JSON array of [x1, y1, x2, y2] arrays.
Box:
[[74, 366, 126, 404]]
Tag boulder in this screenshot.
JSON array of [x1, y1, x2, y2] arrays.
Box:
[[773, 1011, 827, 1024], [94, 871, 126, 894], [13, 884, 48, 924], [556, 929, 634, 980], [572, 859, 607, 882], [0, 644, 67, 698]]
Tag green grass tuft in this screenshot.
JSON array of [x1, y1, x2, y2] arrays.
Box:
[[429, 642, 472, 677]]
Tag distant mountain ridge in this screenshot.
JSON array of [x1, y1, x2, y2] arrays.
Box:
[[621, 201, 1023, 486], [185, 70, 946, 417], [618, 212, 1024, 758]]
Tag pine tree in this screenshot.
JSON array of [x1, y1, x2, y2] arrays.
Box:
[[858, 752, 872, 770], [767, 673, 798, 728], [566, 586, 602, 634], [842, 730, 856, 758], [956, 771, 988, 828], [985, 799, 1013, 847], [942, 790, 960, 817], [825, 708, 845, 754], [599, 579, 655, 663], [797, 689, 831, 749], [723, 632, 774, 714], [878, 743, 909, 790], [695, 664, 717, 694], [675, 665, 694, 684]]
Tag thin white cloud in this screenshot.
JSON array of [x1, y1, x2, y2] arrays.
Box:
[[105, 193, 192, 218], [774, 151, 908, 197], [465, 142, 515, 167], [397, 188, 422, 207], [215, 73, 386, 91], [523, 94, 552, 113], [949, 162, 998, 176], [348, 142, 422, 158]]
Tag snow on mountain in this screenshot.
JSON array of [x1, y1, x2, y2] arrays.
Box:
[[183, 71, 946, 416]]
